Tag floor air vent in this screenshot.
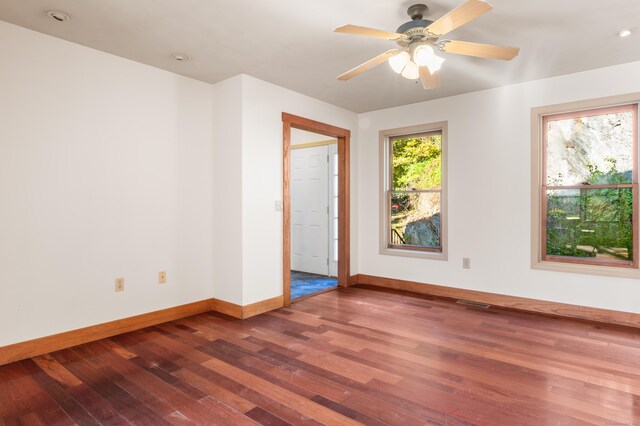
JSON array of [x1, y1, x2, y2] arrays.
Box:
[[456, 300, 491, 309]]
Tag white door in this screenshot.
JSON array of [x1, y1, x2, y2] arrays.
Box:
[[328, 144, 339, 277], [291, 145, 329, 275]]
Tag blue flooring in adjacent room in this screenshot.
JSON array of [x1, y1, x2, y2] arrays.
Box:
[[291, 271, 338, 300]]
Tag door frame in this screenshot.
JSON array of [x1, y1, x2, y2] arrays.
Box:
[[282, 113, 351, 306]]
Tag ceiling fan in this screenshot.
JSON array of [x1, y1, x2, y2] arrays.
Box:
[[334, 0, 519, 89]]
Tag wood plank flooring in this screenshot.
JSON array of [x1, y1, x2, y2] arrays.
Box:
[[1, 284, 639, 425]]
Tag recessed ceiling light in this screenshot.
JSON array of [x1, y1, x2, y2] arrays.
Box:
[[171, 53, 189, 62], [618, 29, 632, 38], [46, 10, 70, 22]]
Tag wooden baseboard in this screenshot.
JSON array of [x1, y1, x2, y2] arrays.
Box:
[[210, 298, 243, 319], [351, 274, 640, 329], [212, 296, 284, 319], [0, 299, 212, 366], [0, 295, 285, 366], [347, 275, 359, 286], [242, 296, 284, 319]]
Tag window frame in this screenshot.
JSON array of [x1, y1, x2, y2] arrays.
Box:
[[532, 94, 640, 277], [379, 122, 448, 260]]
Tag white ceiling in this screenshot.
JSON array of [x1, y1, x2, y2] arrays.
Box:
[[1, 0, 639, 113]]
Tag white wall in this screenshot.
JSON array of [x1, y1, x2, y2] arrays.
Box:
[[358, 60, 640, 314], [209, 75, 358, 306], [0, 21, 215, 346], [291, 128, 337, 146], [240, 75, 358, 304], [211, 76, 244, 305]]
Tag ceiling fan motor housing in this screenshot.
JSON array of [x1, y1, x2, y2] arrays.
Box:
[[396, 19, 437, 48], [396, 19, 433, 35], [407, 4, 429, 20], [396, 4, 436, 46]]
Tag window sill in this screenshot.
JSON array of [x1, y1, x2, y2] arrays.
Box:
[[532, 259, 640, 279], [380, 247, 448, 261]]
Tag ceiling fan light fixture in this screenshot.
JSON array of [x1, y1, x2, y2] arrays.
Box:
[[425, 53, 445, 73], [412, 43, 444, 74], [388, 51, 410, 73], [401, 60, 419, 80], [412, 44, 434, 67]]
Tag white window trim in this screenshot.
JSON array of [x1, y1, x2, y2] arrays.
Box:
[[379, 122, 448, 260], [531, 92, 640, 278]]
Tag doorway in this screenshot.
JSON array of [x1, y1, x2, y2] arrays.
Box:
[[282, 113, 350, 305], [290, 136, 338, 299]]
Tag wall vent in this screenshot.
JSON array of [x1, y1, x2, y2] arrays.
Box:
[[456, 300, 491, 309]]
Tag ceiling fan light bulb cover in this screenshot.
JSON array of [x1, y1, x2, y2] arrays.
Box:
[[413, 44, 434, 66], [426, 53, 445, 73], [401, 60, 419, 79], [388, 51, 410, 73]]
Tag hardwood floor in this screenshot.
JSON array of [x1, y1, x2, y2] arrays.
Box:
[[1, 285, 639, 425]]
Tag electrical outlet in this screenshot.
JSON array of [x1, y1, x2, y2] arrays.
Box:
[[158, 271, 167, 284], [115, 277, 125, 292], [462, 258, 471, 269]]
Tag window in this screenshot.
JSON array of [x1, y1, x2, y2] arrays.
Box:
[[380, 122, 447, 259], [532, 96, 639, 276]]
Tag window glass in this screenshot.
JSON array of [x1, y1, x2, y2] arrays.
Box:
[[392, 134, 442, 190], [542, 105, 637, 267], [388, 132, 442, 251], [546, 187, 633, 263], [546, 111, 634, 186]]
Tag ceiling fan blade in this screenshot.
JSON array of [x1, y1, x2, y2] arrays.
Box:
[[443, 40, 519, 60], [337, 49, 402, 80], [334, 24, 406, 40], [419, 67, 441, 89], [425, 0, 492, 36]]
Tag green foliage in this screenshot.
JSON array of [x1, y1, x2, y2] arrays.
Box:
[[392, 136, 441, 190], [546, 165, 634, 261]]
